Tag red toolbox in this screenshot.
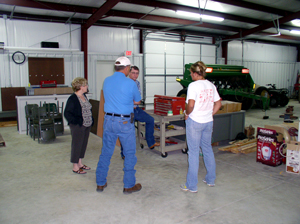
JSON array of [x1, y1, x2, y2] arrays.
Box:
[[154, 95, 185, 116], [40, 80, 57, 88]]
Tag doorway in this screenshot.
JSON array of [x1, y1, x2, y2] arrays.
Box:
[[95, 60, 115, 100]]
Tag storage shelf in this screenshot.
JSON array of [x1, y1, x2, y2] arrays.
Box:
[[137, 110, 187, 158]]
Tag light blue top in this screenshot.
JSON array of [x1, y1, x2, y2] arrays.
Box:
[[103, 72, 141, 115]]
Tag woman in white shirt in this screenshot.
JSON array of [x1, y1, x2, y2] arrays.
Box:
[[180, 61, 222, 193]]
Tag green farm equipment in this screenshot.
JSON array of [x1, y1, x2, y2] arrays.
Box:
[[176, 64, 270, 110]]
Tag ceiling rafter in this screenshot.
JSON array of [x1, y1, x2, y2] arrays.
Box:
[[0, 0, 299, 45], [212, 0, 290, 16], [1, 9, 300, 46], [225, 10, 300, 40], [107, 10, 240, 32], [121, 0, 264, 25], [83, 0, 121, 29], [0, 0, 95, 14]]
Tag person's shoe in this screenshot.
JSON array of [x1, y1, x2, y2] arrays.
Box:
[[96, 183, 107, 192], [79, 164, 91, 170], [180, 184, 197, 193], [72, 169, 86, 174], [123, 183, 142, 194], [202, 179, 215, 187], [149, 142, 160, 149]]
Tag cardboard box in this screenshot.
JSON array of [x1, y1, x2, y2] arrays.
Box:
[[215, 100, 242, 114], [244, 125, 255, 137], [34, 87, 73, 95], [286, 141, 300, 174], [256, 127, 283, 167]]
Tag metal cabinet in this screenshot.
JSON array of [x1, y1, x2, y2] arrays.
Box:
[[213, 111, 245, 142], [136, 110, 187, 158]]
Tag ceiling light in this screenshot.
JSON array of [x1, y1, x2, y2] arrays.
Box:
[[290, 30, 300, 35], [291, 19, 300, 26], [176, 11, 224, 22]]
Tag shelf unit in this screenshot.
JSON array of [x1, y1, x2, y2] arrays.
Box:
[[136, 110, 187, 158]]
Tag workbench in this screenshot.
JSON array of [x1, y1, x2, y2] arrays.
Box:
[[136, 110, 187, 158], [137, 110, 246, 158]]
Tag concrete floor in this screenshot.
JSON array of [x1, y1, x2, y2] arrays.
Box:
[[0, 100, 300, 224]]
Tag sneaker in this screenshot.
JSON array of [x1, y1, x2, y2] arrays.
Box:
[[180, 184, 198, 193], [202, 179, 215, 187]]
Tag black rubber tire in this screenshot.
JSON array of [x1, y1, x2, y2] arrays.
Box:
[[140, 144, 144, 149], [241, 97, 254, 110], [177, 88, 187, 99], [269, 94, 279, 108], [255, 87, 270, 109], [161, 152, 168, 158], [279, 95, 289, 107], [182, 148, 188, 154]]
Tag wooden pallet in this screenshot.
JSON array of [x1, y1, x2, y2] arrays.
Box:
[[218, 138, 257, 154], [0, 134, 5, 147]]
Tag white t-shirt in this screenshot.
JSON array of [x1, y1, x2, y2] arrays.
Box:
[[186, 79, 220, 123]]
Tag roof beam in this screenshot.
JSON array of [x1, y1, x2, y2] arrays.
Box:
[[225, 10, 300, 41], [83, 0, 121, 29], [212, 0, 290, 16], [0, 0, 95, 14], [108, 10, 240, 32], [121, 0, 263, 25]]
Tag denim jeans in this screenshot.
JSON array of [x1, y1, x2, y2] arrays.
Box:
[[185, 118, 215, 191], [96, 115, 137, 188], [120, 106, 155, 157]]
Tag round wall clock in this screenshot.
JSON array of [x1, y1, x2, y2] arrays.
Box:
[[12, 51, 26, 64]]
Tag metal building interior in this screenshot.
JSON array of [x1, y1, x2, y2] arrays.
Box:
[[0, 1, 300, 223]]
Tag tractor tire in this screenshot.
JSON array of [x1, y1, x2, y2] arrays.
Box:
[[269, 93, 279, 108], [279, 95, 289, 107], [177, 88, 187, 99], [241, 97, 254, 110], [255, 87, 270, 109]]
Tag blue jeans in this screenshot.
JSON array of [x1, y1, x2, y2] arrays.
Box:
[[96, 115, 137, 188], [120, 107, 155, 157], [185, 118, 215, 191]]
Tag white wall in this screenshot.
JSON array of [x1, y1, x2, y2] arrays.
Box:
[[225, 41, 298, 96], [0, 18, 141, 101], [88, 26, 139, 55]]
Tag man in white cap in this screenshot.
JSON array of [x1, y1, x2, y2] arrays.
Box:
[[96, 56, 142, 194]]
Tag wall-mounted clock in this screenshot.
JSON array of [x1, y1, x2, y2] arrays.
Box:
[[12, 51, 26, 64]]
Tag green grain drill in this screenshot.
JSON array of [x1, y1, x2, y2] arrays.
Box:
[[176, 63, 270, 110]]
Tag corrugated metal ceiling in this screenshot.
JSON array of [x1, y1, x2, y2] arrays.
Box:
[[0, 0, 300, 45]]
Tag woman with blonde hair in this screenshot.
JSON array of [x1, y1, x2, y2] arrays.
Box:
[[180, 61, 221, 192], [64, 77, 93, 174]]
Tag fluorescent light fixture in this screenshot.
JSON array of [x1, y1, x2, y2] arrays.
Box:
[[290, 30, 300, 35], [176, 10, 224, 22], [291, 19, 300, 26]]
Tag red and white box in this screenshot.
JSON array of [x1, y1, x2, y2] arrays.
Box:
[[286, 141, 300, 174], [256, 127, 283, 167]]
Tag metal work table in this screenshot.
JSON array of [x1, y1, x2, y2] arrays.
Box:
[[136, 110, 187, 158], [137, 109, 246, 158]]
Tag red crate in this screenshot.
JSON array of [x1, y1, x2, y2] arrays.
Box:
[[154, 95, 185, 116]]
